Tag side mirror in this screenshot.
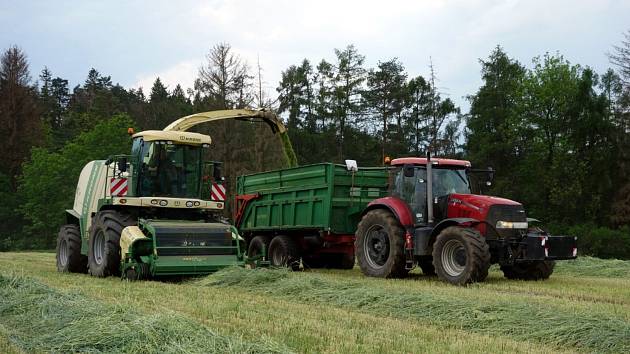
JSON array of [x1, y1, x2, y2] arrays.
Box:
[[487, 167, 494, 186], [117, 157, 128, 173], [213, 163, 222, 181], [403, 164, 415, 177], [345, 159, 358, 172]]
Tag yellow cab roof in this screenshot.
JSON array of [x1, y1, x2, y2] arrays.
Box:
[[132, 130, 212, 145]]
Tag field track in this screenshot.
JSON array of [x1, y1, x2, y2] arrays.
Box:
[[1, 252, 629, 353]]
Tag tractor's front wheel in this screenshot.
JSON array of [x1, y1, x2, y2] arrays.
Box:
[[432, 226, 490, 285], [501, 261, 555, 280], [356, 209, 407, 278], [56, 224, 87, 273], [88, 211, 135, 277]]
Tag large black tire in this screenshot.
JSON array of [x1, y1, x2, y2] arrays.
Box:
[[247, 235, 272, 267], [88, 211, 135, 277], [418, 256, 436, 275], [432, 226, 490, 285], [268, 235, 301, 271], [356, 209, 407, 278], [56, 224, 87, 273], [501, 261, 555, 280]]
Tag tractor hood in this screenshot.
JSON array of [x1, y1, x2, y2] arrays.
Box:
[[449, 193, 521, 212], [447, 193, 528, 238]]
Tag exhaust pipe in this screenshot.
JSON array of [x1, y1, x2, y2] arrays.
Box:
[[426, 151, 434, 225]]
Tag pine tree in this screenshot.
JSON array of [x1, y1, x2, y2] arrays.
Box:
[[332, 45, 366, 160], [195, 43, 252, 109], [365, 58, 407, 160], [0, 45, 43, 187], [406, 75, 431, 155]]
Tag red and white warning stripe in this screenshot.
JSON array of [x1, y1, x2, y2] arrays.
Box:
[[110, 178, 128, 196], [210, 183, 226, 201]]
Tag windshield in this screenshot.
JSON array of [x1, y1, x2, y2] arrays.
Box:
[[432, 168, 471, 197], [137, 141, 202, 198]]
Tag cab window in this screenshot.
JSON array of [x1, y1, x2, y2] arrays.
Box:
[[393, 167, 427, 223]]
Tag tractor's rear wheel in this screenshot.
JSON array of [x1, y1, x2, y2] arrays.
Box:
[[501, 261, 555, 280], [356, 209, 407, 278], [432, 226, 490, 285], [269, 235, 301, 271], [56, 224, 87, 273], [88, 211, 135, 277]]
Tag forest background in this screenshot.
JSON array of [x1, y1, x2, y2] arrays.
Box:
[[1, 33, 629, 258]]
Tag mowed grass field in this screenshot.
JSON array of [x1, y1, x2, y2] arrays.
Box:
[[1, 252, 629, 353]]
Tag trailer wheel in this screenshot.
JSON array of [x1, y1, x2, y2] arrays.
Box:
[[432, 226, 490, 285], [247, 235, 271, 267], [269, 235, 301, 271], [501, 261, 555, 280], [88, 211, 135, 277], [356, 209, 407, 278], [56, 224, 87, 273]]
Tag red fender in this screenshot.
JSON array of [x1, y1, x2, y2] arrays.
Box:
[[364, 196, 414, 227]]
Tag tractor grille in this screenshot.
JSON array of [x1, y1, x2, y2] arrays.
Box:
[[486, 204, 527, 239], [153, 224, 235, 256]]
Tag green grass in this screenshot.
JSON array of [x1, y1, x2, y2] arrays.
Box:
[[0, 272, 288, 354], [200, 267, 630, 353], [555, 256, 630, 278], [0, 252, 628, 353]]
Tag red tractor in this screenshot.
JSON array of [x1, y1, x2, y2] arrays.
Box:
[[355, 154, 578, 285]]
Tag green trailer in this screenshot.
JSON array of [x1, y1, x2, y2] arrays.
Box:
[[234, 162, 389, 269]]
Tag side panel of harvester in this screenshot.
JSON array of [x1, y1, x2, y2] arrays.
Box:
[[235, 163, 388, 268]]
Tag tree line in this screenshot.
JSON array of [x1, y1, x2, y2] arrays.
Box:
[[0, 35, 629, 257]]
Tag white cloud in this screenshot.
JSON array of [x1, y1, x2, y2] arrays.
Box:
[[8, 0, 626, 109]]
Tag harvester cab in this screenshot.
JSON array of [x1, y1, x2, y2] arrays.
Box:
[[56, 109, 290, 280], [356, 153, 578, 285]]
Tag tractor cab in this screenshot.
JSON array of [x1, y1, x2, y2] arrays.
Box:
[[130, 130, 211, 199], [103, 130, 225, 205], [389, 157, 479, 225]]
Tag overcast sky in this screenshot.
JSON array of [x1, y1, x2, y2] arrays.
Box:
[[1, 0, 628, 110]]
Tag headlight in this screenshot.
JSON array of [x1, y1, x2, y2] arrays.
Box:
[[496, 221, 528, 229]]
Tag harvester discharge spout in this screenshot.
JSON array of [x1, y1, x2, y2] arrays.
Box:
[[163, 108, 297, 167]]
